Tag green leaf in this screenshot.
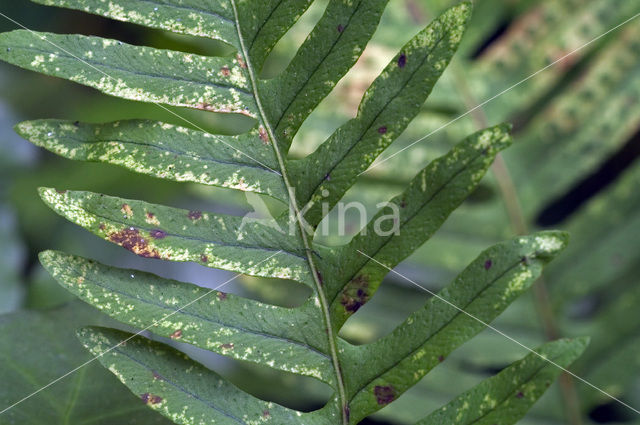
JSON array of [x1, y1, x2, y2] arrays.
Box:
[[38, 188, 312, 283], [30, 0, 240, 45], [261, 0, 389, 150], [0, 302, 173, 425], [77, 326, 327, 425], [341, 231, 568, 422], [1, 1, 584, 424], [40, 250, 334, 383], [327, 124, 512, 326], [0, 31, 255, 115], [238, 0, 315, 72], [416, 338, 589, 425], [16, 119, 288, 201], [290, 2, 472, 226]]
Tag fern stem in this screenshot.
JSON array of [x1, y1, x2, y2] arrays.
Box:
[[229, 3, 349, 423], [450, 61, 584, 425]]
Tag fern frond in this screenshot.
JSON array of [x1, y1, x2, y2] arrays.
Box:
[[0, 1, 584, 423]]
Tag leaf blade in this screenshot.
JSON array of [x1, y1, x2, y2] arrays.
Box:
[[16, 119, 287, 201], [40, 250, 335, 383], [0, 31, 255, 115], [342, 231, 569, 422], [30, 0, 239, 45], [416, 338, 589, 425], [291, 2, 473, 226], [38, 188, 312, 283], [77, 326, 323, 425]]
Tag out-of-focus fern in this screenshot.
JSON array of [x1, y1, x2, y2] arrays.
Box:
[[0, 1, 587, 424]]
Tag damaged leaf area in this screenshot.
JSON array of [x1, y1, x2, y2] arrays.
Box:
[[39, 251, 333, 382], [1, 1, 588, 424], [16, 120, 288, 201], [0, 31, 255, 115], [30, 0, 240, 46], [38, 188, 311, 283]]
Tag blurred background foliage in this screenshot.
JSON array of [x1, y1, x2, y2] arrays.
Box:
[[1, 0, 639, 424]]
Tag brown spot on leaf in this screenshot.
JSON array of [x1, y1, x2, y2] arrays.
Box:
[[76, 276, 85, 285], [121, 203, 133, 218], [324, 173, 331, 181], [55, 189, 67, 194], [170, 329, 182, 339], [438, 355, 445, 362], [378, 126, 387, 134], [374, 385, 395, 405], [145, 212, 160, 225], [258, 126, 269, 144], [188, 210, 202, 221], [217, 292, 227, 301], [99, 223, 106, 231], [196, 102, 212, 111], [398, 53, 407, 68], [152, 371, 163, 380], [262, 410, 271, 419], [109, 228, 161, 258], [200, 254, 209, 263], [236, 54, 246, 68], [340, 275, 369, 313], [516, 391, 524, 399], [141, 393, 163, 404], [337, 24, 344, 33], [484, 259, 492, 270], [149, 229, 167, 239], [343, 406, 350, 422], [220, 65, 230, 76], [220, 343, 234, 350]]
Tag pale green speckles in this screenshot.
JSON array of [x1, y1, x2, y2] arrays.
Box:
[[17, 119, 287, 200], [1, 30, 256, 114], [30, 54, 44, 67], [534, 235, 565, 252], [40, 188, 97, 227], [34, 0, 238, 45]]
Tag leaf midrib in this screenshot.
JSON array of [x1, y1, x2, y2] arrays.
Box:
[[61, 135, 281, 174], [229, 1, 349, 423]]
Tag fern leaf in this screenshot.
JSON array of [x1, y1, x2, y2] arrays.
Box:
[[291, 4, 472, 226], [0, 1, 584, 424], [0, 31, 254, 114], [77, 326, 321, 425], [40, 250, 333, 383], [38, 188, 310, 282], [417, 338, 589, 425], [261, 0, 389, 150], [29, 0, 240, 44], [328, 124, 511, 326], [342, 232, 568, 422], [16, 119, 288, 199]]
